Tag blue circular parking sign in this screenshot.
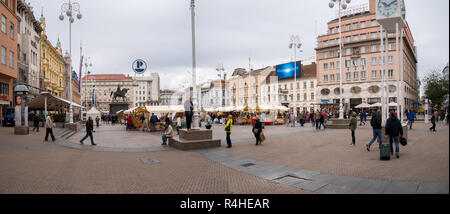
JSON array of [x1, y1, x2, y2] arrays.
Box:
[[132, 59, 147, 74]]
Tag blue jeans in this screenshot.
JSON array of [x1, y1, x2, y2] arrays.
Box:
[[162, 134, 167, 144], [389, 136, 400, 155], [176, 126, 180, 135], [368, 129, 382, 149], [80, 131, 94, 144]]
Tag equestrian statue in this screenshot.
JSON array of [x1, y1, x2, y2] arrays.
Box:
[[110, 85, 129, 102]]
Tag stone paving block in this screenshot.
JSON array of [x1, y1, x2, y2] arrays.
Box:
[[416, 182, 449, 194], [349, 179, 391, 194], [275, 176, 305, 186], [382, 181, 420, 194], [315, 183, 355, 194], [291, 170, 320, 180], [309, 173, 341, 184], [293, 180, 329, 192]]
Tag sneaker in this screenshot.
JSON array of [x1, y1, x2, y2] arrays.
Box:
[[366, 144, 370, 152], [226, 146, 232, 148], [161, 143, 167, 145], [92, 143, 97, 146]]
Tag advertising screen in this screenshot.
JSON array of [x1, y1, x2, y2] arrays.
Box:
[[276, 61, 301, 79]]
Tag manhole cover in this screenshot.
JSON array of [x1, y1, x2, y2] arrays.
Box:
[[140, 159, 160, 164], [241, 163, 255, 167]]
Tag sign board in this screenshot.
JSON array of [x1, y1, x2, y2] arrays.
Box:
[[132, 59, 147, 74]]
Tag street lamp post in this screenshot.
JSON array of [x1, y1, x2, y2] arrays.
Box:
[[289, 35, 302, 127], [216, 63, 225, 108], [190, 0, 199, 130], [84, 57, 92, 109], [329, 0, 351, 119], [59, 0, 82, 124]]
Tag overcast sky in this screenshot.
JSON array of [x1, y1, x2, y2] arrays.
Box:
[[28, 0, 449, 91]]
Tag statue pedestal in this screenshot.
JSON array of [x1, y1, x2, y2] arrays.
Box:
[[109, 102, 129, 115], [169, 129, 221, 150], [326, 118, 350, 129], [14, 126, 29, 135]]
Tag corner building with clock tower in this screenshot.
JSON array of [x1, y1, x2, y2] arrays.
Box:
[[316, 0, 418, 111]]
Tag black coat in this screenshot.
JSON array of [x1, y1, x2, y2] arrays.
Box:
[[431, 115, 436, 123], [86, 119, 94, 132], [370, 113, 382, 130], [385, 117, 403, 137], [253, 119, 263, 135]]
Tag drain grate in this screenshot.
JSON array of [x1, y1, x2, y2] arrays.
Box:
[[140, 159, 160, 164], [241, 163, 256, 167]]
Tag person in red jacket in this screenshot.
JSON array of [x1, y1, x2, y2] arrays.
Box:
[[126, 115, 132, 131]]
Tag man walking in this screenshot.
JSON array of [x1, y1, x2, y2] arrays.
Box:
[[32, 112, 40, 132], [95, 116, 100, 128], [430, 112, 437, 132], [44, 115, 55, 142], [359, 111, 366, 125], [315, 110, 321, 129], [407, 110, 416, 130], [366, 110, 382, 151], [385, 112, 403, 158], [253, 114, 263, 145], [349, 112, 357, 146], [225, 115, 233, 148], [150, 113, 157, 131], [80, 116, 96, 146]]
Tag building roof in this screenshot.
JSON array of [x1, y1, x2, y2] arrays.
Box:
[[81, 74, 132, 81]]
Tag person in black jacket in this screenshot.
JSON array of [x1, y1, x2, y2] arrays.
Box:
[[385, 112, 403, 158], [366, 110, 382, 151], [429, 112, 437, 132], [80, 116, 96, 146], [32, 112, 40, 132], [253, 114, 263, 145]]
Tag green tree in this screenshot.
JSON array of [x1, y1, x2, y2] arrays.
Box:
[[424, 70, 449, 107]]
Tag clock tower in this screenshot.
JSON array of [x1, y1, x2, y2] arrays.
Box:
[[376, 0, 405, 33]]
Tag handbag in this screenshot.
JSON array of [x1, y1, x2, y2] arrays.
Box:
[[400, 137, 407, 146], [252, 127, 260, 134], [225, 125, 230, 132], [260, 132, 266, 142]]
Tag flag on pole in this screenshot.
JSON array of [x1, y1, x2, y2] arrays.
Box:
[[79, 55, 83, 93]]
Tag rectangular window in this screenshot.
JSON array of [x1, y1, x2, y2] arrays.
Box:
[[330, 28, 334, 34], [371, 32, 377, 39], [361, 71, 366, 80], [353, 23, 358, 30], [388, 43, 393, 50], [361, 58, 366, 66], [330, 62, 335, 69], [371, 20, 377, 27], [346, 48, 351, 55], [1, 46, 5, 64], [336, 61, 340, 68], [353, 72, 359, 80], [330, 39, 334, 45], [323, 52, 328, 58], [371, 57, 377, 65], [297, 93, 300, 101], [1, 15, 5, 33], [330, 74, 335, 81], [346, 24, 351, 31], [346, 36, 351, 43], [329, 51, 334, 57], [360, 21, 366, 28], [304, 93, 307, 100], [311, 93, 314, 100], [290, 83, 293, 90], [345, 60, 351, 68], [360, 46, 366, 53], [324, 40, 328, 46], [388, 56, 393, 64], [323, 63, 328, 70], [346, 72, 351, 81], [388, 69, 394, 78], [371, 45, 377, 52], [353, 35, 359, 41], [337, 73, 340, 81], [361, 34, 366, 40], [9, 22, 14, 40], [296, 82, 299, 89], [310, 81, 314, 88], [352, 59, 359, 67], [372, 70, 377, 79], [9, 51, 13, 68], [323, 75, 328, 82]]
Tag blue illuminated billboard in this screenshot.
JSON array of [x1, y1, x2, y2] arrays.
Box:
[[276, 61, 301, 79]]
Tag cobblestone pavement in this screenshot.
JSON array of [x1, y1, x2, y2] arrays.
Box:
[[0, 127, 310, 194], [222, 122, 449, 183]]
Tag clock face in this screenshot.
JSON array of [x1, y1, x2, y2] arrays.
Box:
[[378, 0, 398, 17]]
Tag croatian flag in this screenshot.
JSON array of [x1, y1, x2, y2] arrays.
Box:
[[79, 55, 83, 92]]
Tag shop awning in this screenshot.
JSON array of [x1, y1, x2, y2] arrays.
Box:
[[27, 91, 85, 110]]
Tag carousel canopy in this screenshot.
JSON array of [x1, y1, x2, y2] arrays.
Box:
[[355, 103, 371, 108]]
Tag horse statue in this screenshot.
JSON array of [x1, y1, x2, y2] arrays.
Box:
[[110, 85, 129, 102]]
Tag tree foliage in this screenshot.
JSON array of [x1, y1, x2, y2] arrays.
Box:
[[424, 69, 449, 107]]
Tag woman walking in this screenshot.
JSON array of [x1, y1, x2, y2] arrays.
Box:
[[225, 115, 233, 148], [253, 114, 263, 145], [349, 112, 357, 146]]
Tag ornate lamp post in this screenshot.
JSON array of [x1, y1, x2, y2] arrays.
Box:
[[59, 0, 82, 123], [190, 0, 200, 129], [216, 63, 225, 108], [84, 57, 92, 108], [329, 0, 352, 119], [289, 35, 302, 126]]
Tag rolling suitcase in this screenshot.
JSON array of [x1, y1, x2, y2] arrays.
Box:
[[380, 143, 390, 160]]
